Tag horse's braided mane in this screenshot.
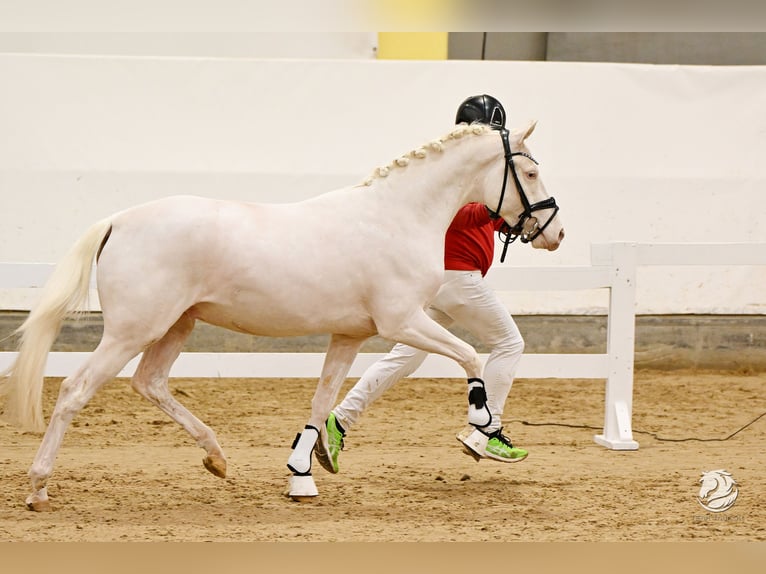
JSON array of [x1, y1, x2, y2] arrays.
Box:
[[361, 123, 492, 186]]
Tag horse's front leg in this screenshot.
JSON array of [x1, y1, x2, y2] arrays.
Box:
[[286, 334, 365, 501], [378, 308, 489, 426]]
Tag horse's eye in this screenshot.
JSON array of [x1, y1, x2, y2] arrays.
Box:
[[526, 171, 538, 180]]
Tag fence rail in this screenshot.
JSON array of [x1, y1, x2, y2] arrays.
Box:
[[2, 242, 765, 451]]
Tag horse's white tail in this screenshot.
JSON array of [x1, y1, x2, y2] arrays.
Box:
[[0, 217, 113, 432]]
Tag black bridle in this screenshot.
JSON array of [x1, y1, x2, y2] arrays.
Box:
[[489, 128, 560, 262]]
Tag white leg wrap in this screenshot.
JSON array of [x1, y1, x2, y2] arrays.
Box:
[[287, 425, 319, 475], [467, 378, 492, 428]]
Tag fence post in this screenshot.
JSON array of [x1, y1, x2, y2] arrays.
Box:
[[593, 242, 639, 450]]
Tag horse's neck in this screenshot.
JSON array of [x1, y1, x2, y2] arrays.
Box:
[[369, 135, 495, 228]]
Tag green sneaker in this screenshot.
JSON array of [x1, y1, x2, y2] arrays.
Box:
[[458, 426, 528, 463], [486, 429, 528, 462], [314, 412, 345, 474]]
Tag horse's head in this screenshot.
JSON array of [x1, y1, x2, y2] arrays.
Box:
[[481, 121, 565, 257]]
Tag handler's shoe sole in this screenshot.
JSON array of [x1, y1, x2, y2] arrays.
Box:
[[457, 426, 528, 463], [314, 412, 345, 474]]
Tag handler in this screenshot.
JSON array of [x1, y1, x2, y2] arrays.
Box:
[[320, 94, 528, 473]]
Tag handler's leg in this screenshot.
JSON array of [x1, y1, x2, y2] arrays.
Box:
[[334, 308, 451, 430], [439, 271, 527, 462], [322, 305, 484, 473], [320, 342, 428, 474], [321, 309, 453, 473]]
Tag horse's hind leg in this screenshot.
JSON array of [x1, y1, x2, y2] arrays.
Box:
[[26, 339, 140, 511], [130, 312, 227, 478]]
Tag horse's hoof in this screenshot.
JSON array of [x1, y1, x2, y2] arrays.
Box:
[[461, 445, 483, 463], [26, 497, 52, 512], [284, 485, 318, 502], [289, 494, 318, 503], [203, 455, 227, 478], [287, 473, 319, 501]]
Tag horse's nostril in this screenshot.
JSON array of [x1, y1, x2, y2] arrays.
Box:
[[559, 228, 566, 242]]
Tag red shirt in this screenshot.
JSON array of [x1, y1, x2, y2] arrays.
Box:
[[444, 203, 505, 276]]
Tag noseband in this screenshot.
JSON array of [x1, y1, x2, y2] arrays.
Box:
[[489, 128, 559, 262]]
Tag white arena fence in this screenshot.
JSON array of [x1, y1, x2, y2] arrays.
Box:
[[1, 242, 765, 451]]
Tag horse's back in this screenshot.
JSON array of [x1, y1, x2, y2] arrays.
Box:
[[95, 195, 393, 338]]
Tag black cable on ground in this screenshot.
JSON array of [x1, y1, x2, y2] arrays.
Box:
[[508, 411, 766, 443]]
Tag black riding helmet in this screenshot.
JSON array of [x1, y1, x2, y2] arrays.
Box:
[[455, 94, 506, 129]]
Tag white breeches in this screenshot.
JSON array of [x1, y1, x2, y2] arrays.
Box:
[[334, 270, 524, 433]]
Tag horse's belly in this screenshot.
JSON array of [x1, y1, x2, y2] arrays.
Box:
[[188, 299, 377, 338]]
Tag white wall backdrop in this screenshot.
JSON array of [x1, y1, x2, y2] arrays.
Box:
[[0, 32, 378, 59], [1, 53, 764, 314]]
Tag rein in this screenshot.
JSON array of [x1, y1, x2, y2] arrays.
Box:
[[489, 128, 559, 262]]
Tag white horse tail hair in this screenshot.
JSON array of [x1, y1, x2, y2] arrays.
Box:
[[0, 217, 114, 432]]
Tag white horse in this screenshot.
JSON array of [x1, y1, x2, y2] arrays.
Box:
[[0, 121, 564, 510]]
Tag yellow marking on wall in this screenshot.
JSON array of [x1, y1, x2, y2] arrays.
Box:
[[377, 33, 448, 60]]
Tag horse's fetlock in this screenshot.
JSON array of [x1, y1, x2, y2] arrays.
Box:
[[28, 467, 49, 488]]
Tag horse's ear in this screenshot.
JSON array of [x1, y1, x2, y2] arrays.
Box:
[[518, 120, 537, 143], [510, 120, 537, 144]]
